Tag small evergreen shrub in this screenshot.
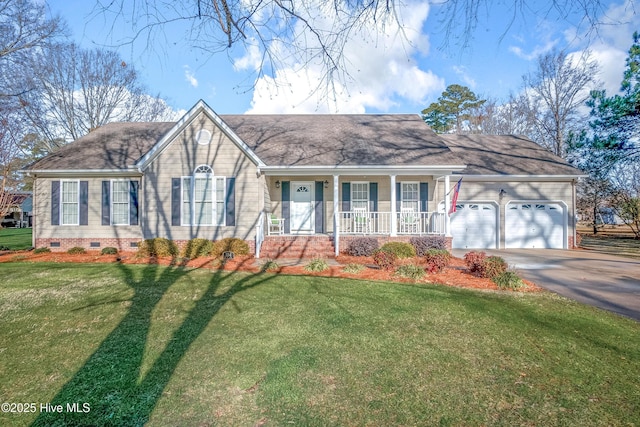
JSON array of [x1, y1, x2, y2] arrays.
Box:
[[346, 237, 379, 257], [67, 246, 86, 255], [137, 238, 179, 257], [0, 245, 10, 251], [379, 241, 416, 259], [482, 256, 508, 279], [342, 263, 365, 274], [410, 236, 447, 255], [395, 264, 426, 280], [260, 259, 280, 272], [424, 249, 451, 273], [493, 270, 525, 290], [304, 257, 329, 272], [210, 238, 250, 257], [33, 247, 50, 254], [372, 250, 397, 270], [464, 251, 487, 274], [182, 238, 214, 259], [101, 247, 118, 255]]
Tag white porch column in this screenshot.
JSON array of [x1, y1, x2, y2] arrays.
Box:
[[390, 174, 397, 236], [333, 174, 340, 256], [444, 175, 452, 237]]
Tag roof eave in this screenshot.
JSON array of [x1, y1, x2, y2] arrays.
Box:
[[260, 164, 467, 176], [20, 169, 143, 177], [454, 174, 586, 181]]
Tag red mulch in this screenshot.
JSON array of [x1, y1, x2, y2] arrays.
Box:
[[0, 250, 542, 292]]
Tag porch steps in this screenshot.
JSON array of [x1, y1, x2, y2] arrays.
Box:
[[260, 235, 335, 260]]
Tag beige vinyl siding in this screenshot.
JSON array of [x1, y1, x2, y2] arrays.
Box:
[[143, 111, 261, 241], [33, 176, 143, 241]]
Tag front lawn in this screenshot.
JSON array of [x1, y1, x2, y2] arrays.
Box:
[[0, 227, 32, 250], [0, 262, 638, 426]]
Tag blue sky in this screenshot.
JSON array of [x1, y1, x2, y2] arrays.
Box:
[[47, 0, 639, 115]]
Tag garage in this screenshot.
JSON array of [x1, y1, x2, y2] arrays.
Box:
[[450, 202, 498, 249], [505, 202, 565, 249]]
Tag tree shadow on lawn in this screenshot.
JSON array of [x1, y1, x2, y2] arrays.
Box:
[[31, 259, 275, 426]]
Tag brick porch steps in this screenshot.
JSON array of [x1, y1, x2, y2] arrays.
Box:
[[259, 235, 335, 260]]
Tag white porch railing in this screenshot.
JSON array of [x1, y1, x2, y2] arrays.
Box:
[[338, 211, 445, 235], [255, 211, 265, 258]]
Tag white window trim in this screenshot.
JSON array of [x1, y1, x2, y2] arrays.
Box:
[[181, 175, 192, 226], [181, 166, 226, 226], [401, 181, 420, 211], [196, 129, 212, 145], [111, 179, 130, 226], [350, 181, 369, 210], [60, 179, 80, 226]]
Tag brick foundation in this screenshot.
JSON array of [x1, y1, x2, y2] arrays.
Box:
[[36, 237, 256, 254]]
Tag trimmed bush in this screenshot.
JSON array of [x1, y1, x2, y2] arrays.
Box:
[[101, 247, 118, 255], [379, 241, 416, 259], [395, 264, 425, 280], [424, 249, 451, 273], [33, 247, 50, 254], [0, 245, 10, 251], [346, 237, 379, 257], [182, 238, 214, 259], [67, 246, 86, 255], [342, 263, 365, 274], [493, 270, 525, 290], [137, 238, 179, 257], [372, 250, 397, 271], [260, 259, 280, 273], [482, 256, 508, 279], [464, 251, 487, 274], [305, 257, 330, 272], [210, 238, 250, 257], [410, 236, 447, 255]]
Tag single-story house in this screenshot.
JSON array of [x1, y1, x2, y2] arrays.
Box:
[[2, 192, 32, 228], [21, 99, 583, 257]]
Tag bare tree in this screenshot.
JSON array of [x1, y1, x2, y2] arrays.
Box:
[[20, 43, 175, 151], [475, 93, 536, 136], [523, 50, 599, 158]]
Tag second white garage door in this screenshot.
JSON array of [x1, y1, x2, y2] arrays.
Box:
[[450, 202, 498, 249], [505, 202, 565, 249]]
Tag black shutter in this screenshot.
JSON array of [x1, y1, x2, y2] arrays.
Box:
[[396, 182, 401, 212], [225, 178, 236, 226], [129, 180, 139, 226], [369, 182, 378, 212], [420, 182, 428, 212], [171, 178, 181, 226], [315, 181, 324, 233], [102, 181, 110, 225], [282, 181, 290, 234], [341, 182, 351, 211], [51, 181, 60, 225], [79, 181, 89, 226]]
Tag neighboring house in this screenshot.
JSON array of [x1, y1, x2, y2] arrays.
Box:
[[21, 100, 583, 256], [2, 192, 32, 228]]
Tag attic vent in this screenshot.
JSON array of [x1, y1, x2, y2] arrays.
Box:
[[196, 129, 212, 145]]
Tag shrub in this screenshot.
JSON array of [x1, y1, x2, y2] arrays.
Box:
[[379, 241, 416, 259], [0, 245, 10, 251], [101, 247, 118, 255], [464, 251, 487, 274], [33, 247, 50, 254], [137, 238, 179, 257], [410, 236, 447, 255], [493, 270, 525, 290], [346, 237, 379, 257], [260, 259, 280, 272], [424, 249, 451, 273], [372, 249, 397, 271], [305, 257, 329, 272], [395, 264, 425, 280], [482, 256, 508, 279], [182, 238, 214, 259], [342, 263, 365, 274], [67, 246, 86, 255], [210, 238, 250, 257]]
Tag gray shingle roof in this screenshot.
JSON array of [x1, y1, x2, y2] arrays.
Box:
[[440, 134, 583, 176]]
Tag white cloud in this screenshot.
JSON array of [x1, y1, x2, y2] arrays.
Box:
[[242, 1, 444, 113], [184, 65, 198, 88], [509, 39, 559, 61], [452, 65, 476, 88]]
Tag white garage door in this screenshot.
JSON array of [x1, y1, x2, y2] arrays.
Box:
[[450, 203, 498, 249], [505, 202, 565, 249]]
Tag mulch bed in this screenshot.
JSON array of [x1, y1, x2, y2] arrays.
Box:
[[0, 250, 542, 292]]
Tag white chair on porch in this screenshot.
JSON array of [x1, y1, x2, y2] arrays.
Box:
[[267, 213, 286, 235], [353, 208, 370, 234], [400, 207, 419, 234]]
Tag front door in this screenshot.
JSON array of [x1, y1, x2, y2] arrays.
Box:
[[291, 182, 314, 234]]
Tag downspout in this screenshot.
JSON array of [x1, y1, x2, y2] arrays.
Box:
[[572, 178, 577, 249], [333, 175, 339, 256]]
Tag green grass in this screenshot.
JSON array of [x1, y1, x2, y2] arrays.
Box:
[[0, 262, 639, 426], [0, 227, 32, 250]]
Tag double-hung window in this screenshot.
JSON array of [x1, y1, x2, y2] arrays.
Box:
[[401, 182, 419, 212], [61, 180, 79, 225], [181, 165, 226, 226], [351, 182, 369, 210], [111, 181, 130, 225]]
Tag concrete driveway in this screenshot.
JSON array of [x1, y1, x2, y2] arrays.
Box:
[[452, 248, 640, 321]]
